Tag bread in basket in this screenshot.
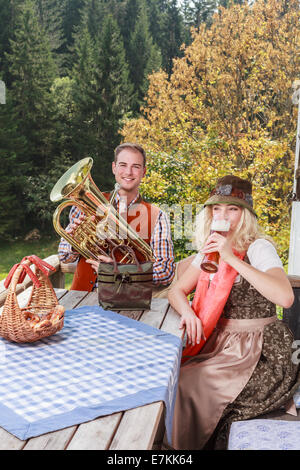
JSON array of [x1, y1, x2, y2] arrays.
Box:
[[1, 255, 64, 343]]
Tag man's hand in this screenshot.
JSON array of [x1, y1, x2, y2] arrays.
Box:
[[86, 255, 113, 272], [66, 213, 86, 235]]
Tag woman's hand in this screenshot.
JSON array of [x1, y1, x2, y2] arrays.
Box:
[[202, 232, 234, 264], [86, 255, 113, 272], [179, 309, 206, 347]]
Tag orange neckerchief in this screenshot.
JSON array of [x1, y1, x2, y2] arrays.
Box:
[[182, 251, 245, 363]]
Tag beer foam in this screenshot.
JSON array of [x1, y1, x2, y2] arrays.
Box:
[[211, 219, 230, 232]]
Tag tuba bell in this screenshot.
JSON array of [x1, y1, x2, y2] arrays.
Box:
[[50, 157, 153, 263]]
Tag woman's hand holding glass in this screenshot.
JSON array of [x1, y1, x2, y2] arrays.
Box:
[[202, 232, 235, 266]]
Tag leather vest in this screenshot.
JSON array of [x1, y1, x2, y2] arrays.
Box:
[[70, 193, 159, 291]]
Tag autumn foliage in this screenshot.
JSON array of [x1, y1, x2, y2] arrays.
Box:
[[122, 0, 300, 263]]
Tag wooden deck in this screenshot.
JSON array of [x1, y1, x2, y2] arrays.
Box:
[[0, 256, 183, 450]]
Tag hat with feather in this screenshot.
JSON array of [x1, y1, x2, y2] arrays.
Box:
[[204, 175, 257, 216]]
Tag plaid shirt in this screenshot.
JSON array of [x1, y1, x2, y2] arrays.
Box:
[[58, 193, 175, 286]]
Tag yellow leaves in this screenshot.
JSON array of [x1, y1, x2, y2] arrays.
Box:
[[140, 172, 168, 201], [121, 0, 300, 261]]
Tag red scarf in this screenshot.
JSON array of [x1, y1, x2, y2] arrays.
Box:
[[182, 251, 245, 362]]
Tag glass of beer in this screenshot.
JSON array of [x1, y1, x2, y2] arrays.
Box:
[[200, 218, 230, 273]]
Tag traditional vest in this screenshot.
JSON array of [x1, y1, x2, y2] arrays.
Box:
[[70, 193, 159, 291]]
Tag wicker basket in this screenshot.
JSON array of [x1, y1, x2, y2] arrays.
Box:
[[0, 255, 64, 343]]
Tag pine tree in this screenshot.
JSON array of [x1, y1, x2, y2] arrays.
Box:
[[0, 0, 13, 85], [218, 0, 247, 6], [60, 0, 86, 71], [69, 25, 94, 160], [35, 0, 65, 56], [71, 15, 133, 188], [119, 0, 141, 52], [147, 0, 163, 48], [94, 14, 134, 186], [182, 0, 218, 29], [82, 0, 107, 39], [0, 93, 26, 239], [6, 0, 57, 174], [160, 0, 184, 76], [127, 0, 162, 112], [0, 0, 24, 87]]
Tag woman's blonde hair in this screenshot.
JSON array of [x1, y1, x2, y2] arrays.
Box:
[[194, 205, 274, 253]]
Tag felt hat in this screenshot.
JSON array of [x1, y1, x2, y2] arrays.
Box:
[[204, 175, 257, 216]]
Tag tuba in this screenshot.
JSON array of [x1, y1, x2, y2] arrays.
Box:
[[50, 158, 153, 264]]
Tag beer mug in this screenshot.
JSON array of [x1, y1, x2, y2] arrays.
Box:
[[200, 218, 230, 273]]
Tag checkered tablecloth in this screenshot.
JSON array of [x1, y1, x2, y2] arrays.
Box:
[[0, 306, 182, 442]]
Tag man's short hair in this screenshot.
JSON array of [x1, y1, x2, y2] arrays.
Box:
[[114, 142, 146, 167]]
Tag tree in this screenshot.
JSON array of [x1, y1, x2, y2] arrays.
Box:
[[68, 24, 96, 160], [35, 0, 65, 56], [71, 15, 133, 188], [160, 0, 185, 76], [78, 0, 106, 40], [0, 93, 26, 239], [51, 75, 75, 157], [6, 0, 57, 172], [182, 0, 218, 30], [218, 0, 247, 6], [122, 0, 300, 262], [0, 0, 24, 87], [119, 0, 141, 52], [60, 0, 86, 71], [147, 0, 164, 47], [127, 1, 162, 112], [94, 14, 134, 185], [6, 0, 57, 175]]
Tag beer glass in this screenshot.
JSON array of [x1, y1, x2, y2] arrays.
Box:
[[200, 218, 230, 273]]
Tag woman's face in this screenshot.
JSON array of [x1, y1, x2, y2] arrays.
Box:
[[212, 204, 243, 234]]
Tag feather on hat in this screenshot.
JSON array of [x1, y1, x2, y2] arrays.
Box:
[[204, 175, 257, 216]]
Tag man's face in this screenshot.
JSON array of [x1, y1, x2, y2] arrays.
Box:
[[112, 148, 146, 193]]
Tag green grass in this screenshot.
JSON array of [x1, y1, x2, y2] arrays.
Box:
[[0, 236, 74, 288]]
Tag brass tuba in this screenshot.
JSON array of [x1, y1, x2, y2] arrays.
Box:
[[50, 157, 153, 263]]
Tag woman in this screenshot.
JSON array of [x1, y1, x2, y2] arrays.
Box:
[[168, 175, 299, 450]]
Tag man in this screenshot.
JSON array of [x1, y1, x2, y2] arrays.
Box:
[[58, 142, 178, 297]]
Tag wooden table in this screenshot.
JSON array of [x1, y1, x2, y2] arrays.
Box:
[[0, 287, 183, 450]]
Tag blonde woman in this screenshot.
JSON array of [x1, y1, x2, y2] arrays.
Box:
[[168, 175, 299, 450]]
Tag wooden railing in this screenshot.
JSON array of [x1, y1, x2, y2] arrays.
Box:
[[0, 255, 77, 308], [288, 276, 300, 288]]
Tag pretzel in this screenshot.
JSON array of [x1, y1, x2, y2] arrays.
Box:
[[34, 319, 53, 331], [50, 305, 65, 323], [24, 311, 40, 324]]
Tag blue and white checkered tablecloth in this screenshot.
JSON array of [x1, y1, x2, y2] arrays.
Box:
[[0, 306, 182, 442]]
